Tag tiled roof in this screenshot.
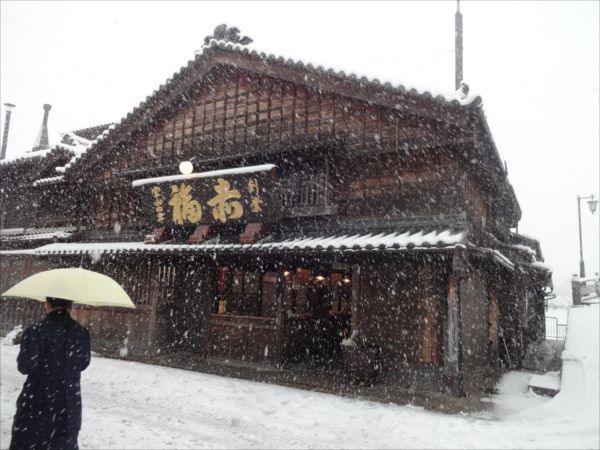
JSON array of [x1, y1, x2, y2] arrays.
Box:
[[0, 124, 113, 169], [1, 229, 466, 255], [0, 226, 78, 242]]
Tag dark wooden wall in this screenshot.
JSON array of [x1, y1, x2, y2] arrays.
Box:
[[70, 67, 506, 241], [459, 267, 502, 396], [356, 255, 450, 369], [0, 256, 53, 334]]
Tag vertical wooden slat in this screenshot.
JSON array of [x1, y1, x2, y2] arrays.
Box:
[[291, 83, 297, 137], [278, 81, 284, 142], [231, 72, 240, 147], [210, 94, 217, 151], [221, 83, 229, 150], [266, 77, 273, 145], [243, 76, 250, 147], [351, 264, 361, 333]]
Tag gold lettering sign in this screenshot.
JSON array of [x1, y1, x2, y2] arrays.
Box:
[[247, 178, 263, 213], [207, 178, 243, 223], [151, 186, 166, 223], [168, 183, 202, 225], [142, 170, 278, 226]]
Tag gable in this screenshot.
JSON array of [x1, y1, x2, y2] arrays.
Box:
[[65, 42, 479, 180], [82, 66, 464, 181]]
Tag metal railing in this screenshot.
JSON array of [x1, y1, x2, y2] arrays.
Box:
[[545, 316, 567, 340]]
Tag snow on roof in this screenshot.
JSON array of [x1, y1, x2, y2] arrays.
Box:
[[132, 164, 277, 187], [0, 124, 111, 168], [2, 230, 73, 242], [508, 243, 537, 257], [0, 228, 25, 237], [33, 175, 65, 186], [0, 226, 78, 242], [0, 229, 466, 256], [0, 148, 53, 166], [60, 124, 116, 172], [530, 261, 552, 271]]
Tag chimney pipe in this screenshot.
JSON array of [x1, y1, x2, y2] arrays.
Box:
[[1, 103, 16, 160], [31, 103, 52, 152], [455, 0, 464, 91]]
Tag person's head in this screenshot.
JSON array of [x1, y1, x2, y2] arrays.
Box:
[[45, 297, 74, 312]]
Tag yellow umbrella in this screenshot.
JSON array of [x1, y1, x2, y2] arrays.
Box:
[[1, 268, 135, 309]]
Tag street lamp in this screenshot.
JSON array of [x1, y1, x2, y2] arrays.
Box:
[[577, 194, 598, 278]]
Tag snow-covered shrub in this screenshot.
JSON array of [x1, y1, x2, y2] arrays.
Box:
[[522, 340, 556, 372]]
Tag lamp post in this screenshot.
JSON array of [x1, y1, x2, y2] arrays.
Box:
[[577, 194, 598, 278]]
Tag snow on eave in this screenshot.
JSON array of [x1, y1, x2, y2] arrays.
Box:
[[15, 228, 466, 256], [508, 243, 537, 257], [0, 248, 37, 255], [33, 175, 65, 187], [132, 164, 277, 187], [61, 123, 116, 174], [0, 228, 25, 236], [530, 261, 552, 272], [0, 148, 53, 166], [1, 128, 101, 169]]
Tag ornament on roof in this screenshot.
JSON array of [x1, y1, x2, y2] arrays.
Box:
[[457, 81, 469, 100], [203, 24, 253, 47]]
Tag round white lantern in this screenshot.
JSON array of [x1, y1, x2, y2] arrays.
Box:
[[179, 160, 194, 175]]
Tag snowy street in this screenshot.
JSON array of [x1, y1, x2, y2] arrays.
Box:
[[1, 304, 598, 450]]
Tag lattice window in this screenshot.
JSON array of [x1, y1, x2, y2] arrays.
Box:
[[281, 169, 332, 208]]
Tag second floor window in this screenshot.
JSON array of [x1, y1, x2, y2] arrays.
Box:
[[281, 168, 332, 209]]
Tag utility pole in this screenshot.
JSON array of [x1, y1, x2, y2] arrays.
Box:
[[577, 194, 598, 278], [455, 0, 464, 90]]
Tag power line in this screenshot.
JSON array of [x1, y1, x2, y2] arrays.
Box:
[[349, 49, 454, 65], [411, 51, 454, 73]]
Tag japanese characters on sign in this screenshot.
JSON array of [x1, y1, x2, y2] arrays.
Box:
[[151, 186, 166, 224], [145, 170, 278, 226]]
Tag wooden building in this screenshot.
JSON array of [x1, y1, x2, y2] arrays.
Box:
[[0, 40, 551, 399]]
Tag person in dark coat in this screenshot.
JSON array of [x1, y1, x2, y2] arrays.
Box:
[[10, 297, 91, 450]]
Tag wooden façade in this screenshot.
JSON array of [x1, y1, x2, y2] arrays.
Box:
[[0, 40, 551, 402]]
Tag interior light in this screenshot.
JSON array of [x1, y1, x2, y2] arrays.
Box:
[[315, 275, 325, 282], [179, 160, 194, 175], [283, 270, 291, 277]]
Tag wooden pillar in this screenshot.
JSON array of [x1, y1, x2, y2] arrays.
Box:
[[274, 266, 286, 366], [198, 259, 217, 359], [444, 246, 468, 396], [444, 275, 460, 370], [488, 287, 499, 363], [350, 264, 361, 333], [146, 258, 159, 350]]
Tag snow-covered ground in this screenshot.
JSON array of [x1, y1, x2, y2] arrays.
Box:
[[1, 304, 598, 449]]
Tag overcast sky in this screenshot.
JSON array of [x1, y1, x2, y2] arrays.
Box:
[[1, 1, 598, 296]]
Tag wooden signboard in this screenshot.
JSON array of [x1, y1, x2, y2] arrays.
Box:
[[134, 165, 279, 227]]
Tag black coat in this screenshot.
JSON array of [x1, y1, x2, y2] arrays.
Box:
[[10, 309, 91, 450]]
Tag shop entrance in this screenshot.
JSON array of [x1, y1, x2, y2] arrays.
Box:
[[283, 267, 352, 364]]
